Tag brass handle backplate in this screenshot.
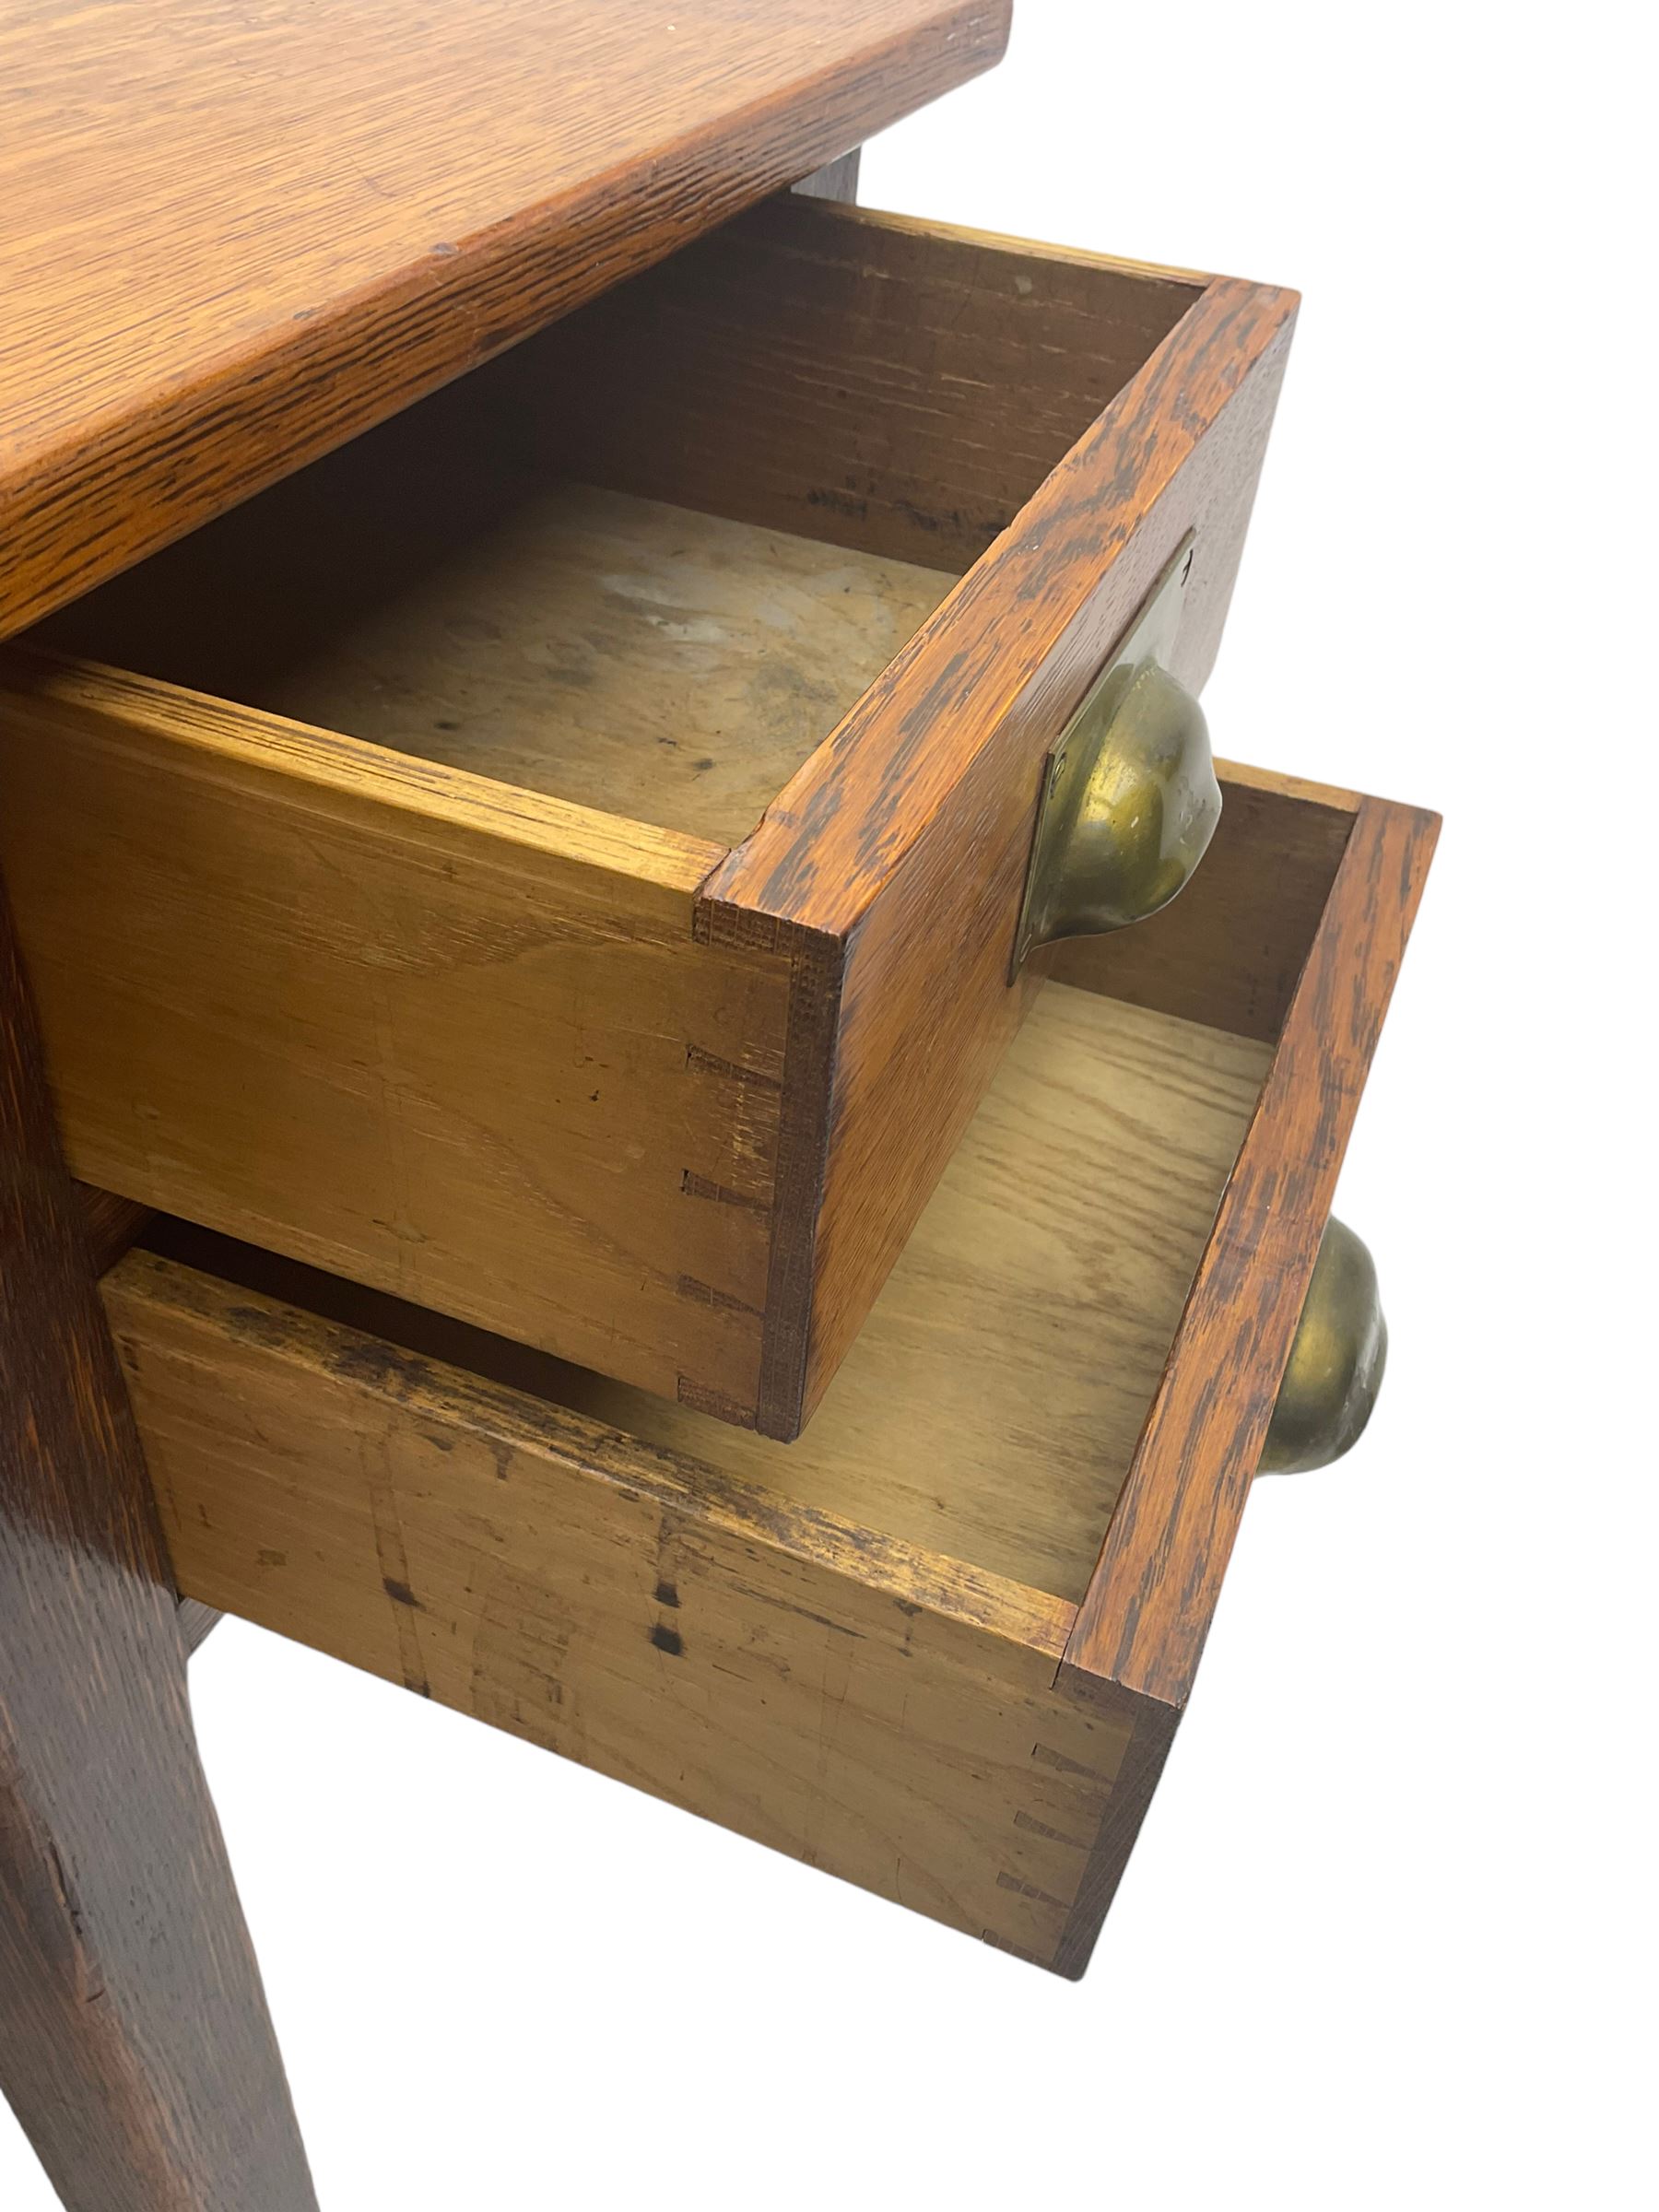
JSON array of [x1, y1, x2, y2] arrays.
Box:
[[1259, 1218, 1388, 1476], [1011, 534, 1220, 977]]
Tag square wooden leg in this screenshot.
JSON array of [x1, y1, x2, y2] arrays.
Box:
[[0, 884, 316, 2212]]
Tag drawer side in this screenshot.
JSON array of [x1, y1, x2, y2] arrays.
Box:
[[104, 1249, 1135, 1969], [0, 658, 789, 1421]]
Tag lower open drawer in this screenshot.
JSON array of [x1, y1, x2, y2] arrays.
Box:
[[100, 769, 1434, 1974]]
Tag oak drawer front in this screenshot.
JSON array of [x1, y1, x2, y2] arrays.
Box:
[[3, 197, 1297, 1437], [100, 771, 1435, 1975]]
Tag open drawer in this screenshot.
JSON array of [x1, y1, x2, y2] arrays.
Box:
[[99, 767, 1436, 1975], [0, 196, 1297, 1438]]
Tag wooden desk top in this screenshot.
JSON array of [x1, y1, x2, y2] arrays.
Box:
[[0, 0, 1008, 638]]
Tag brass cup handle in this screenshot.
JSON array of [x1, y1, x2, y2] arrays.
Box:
[[1019, 662, 1221, 958], [1259, 1218, 1388, 1476], [1012, 537, 1221, 974]]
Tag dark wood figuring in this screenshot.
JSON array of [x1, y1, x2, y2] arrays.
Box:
[[700, 268, 1300, 1432], [1065, 793, 1439, 1706], [76, 1186, 152, 1277], [1051, 1681, 1182, 1981], [0, 889, 313, 2210], [509, 197, 1202, 574], [27, 199, 1194, 737], [0, 0, 1008, 637], [68, 1185, 217, 1656]]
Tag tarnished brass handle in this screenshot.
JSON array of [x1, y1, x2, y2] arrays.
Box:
[[1259, 1218, 1388, 1475], [1013, 535, 1221, 974]]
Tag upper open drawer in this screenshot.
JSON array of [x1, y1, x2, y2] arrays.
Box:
[[0, 197, 1298, 1438]]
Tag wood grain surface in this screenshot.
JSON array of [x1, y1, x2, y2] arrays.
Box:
[[127, 985, 1270, 1601], [90, 785, 1434, 1978], [0, 655, 793, 1418], [487, 990, 1267, 1599], [1, 882, 313, 2209], [0, 0, 1009, 636], [1065, 795, 1441, 1704], [76, 1184, 154, 1277], [177, 1600, 223, 1659], [14, 202, 1291, 1435], [1046, 759, 1359, 1041], [700, 273, 1299, 1433], [38, 481, 958, 851], [699, 272, 1296, 929], [105, 1246, 1134, 1967], [497, 196, 1202, 572], [30, 194, 1194, 841], [1050, 1677, 1182, 1980]]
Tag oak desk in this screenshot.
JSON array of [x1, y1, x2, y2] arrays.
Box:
[[0, 7, 1433, 2206]]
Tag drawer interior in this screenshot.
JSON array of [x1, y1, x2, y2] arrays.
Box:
[[130, 980, 1270, 1605], [31, 200, 1200, 849]]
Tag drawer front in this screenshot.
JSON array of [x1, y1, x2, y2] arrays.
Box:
[[542, 199, 1300, 1433], [2, 199, 1297, 1435], [702, 261, 1298, 1431], [1060, 787, 1441, 1710]]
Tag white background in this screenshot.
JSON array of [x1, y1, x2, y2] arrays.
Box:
[[6, 2, 1652, 2205]]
